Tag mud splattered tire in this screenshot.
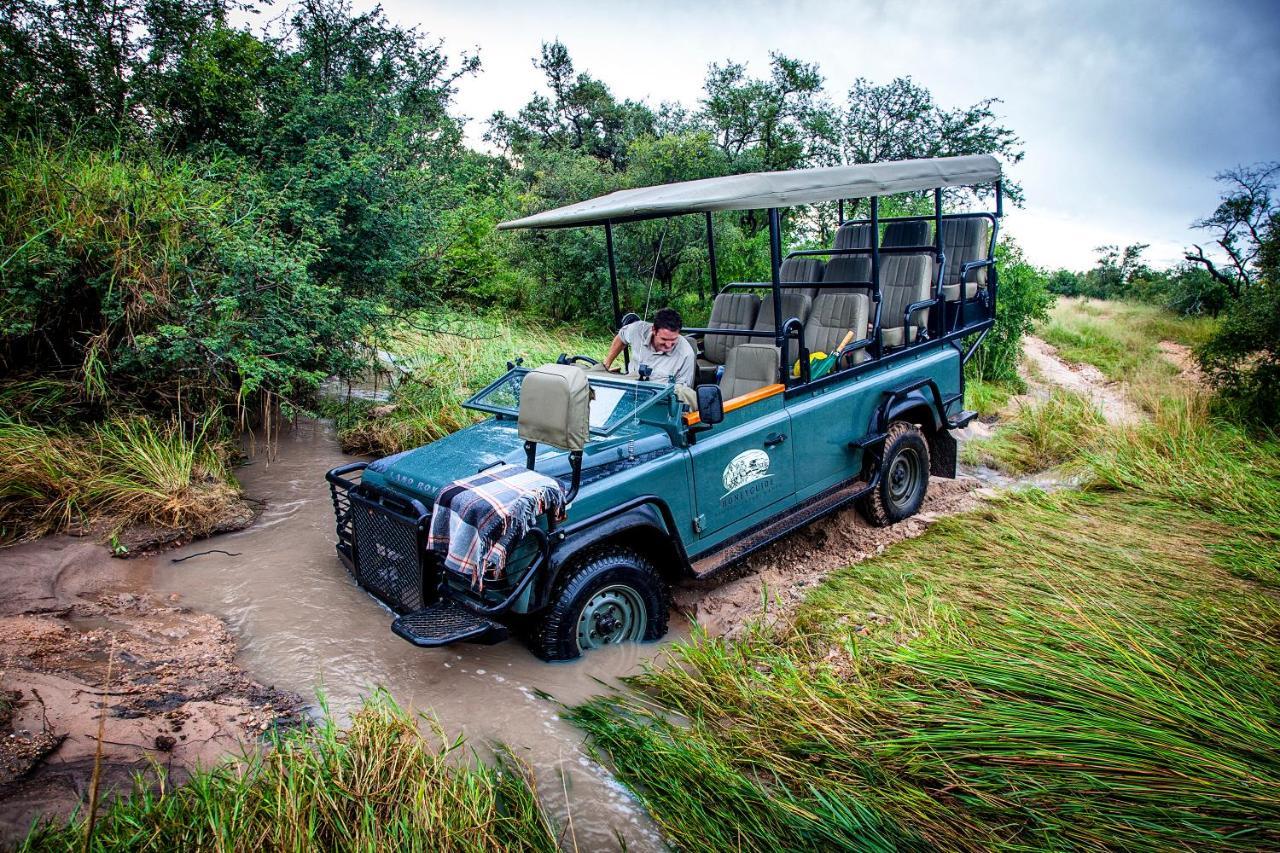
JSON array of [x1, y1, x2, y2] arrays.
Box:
[[858, 421, 929, 527], [527, 547, 669, 662]]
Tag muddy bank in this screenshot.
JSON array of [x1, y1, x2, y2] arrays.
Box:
[[0, 537, 302, 845]]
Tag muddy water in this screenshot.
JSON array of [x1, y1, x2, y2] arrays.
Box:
[[154, 420, 676, 852]]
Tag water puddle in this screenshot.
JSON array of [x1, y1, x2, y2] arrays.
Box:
[[153, 419, 675, 851]]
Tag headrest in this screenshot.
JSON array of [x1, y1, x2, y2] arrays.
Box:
[[518, 364, 590, 452]]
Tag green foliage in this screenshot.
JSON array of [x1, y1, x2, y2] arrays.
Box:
[[965, 239, 1053, 383], [1200, 282, 1280, 424], [22, 692, 557, 852], [962, 389, 1106, 474], [326, 306, 609, 456]]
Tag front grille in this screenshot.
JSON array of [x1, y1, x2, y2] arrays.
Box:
[[349, 489, 427, 613]]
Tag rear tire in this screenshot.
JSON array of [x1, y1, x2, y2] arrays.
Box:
[[527, 546, 669, 662], [858, 421, 929, 526]]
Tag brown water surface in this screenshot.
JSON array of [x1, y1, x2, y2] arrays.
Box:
[[154, 419, 675, 852]]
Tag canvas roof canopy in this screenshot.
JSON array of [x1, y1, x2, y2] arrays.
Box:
[[497, 154, 1001, 231]]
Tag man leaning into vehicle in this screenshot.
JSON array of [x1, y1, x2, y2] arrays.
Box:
[[602, 307, 696, 388]]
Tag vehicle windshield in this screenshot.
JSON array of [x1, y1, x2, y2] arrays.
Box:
[[464, 368, 665, 435]]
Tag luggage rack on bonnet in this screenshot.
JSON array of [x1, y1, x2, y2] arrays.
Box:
[[326, 461, 552, 647]]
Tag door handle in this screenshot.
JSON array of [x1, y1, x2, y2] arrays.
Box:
[[764, 433, 787, 448]]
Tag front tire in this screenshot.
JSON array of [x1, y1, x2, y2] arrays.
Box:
[[527, 547, 669, 662], [859, 421, 930, 526]]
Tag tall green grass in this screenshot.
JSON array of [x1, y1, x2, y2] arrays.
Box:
[[22, 693, 558, 852], [0, 410, 239, 543], [961, 388, 1106, 474], [328, 308, 608, 455], [571, 303, 1280, 850]]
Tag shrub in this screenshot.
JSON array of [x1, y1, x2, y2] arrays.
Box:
[[966, 239, 1054, 383]]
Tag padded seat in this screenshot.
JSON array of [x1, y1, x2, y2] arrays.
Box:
[[940, 217, 992, 301], [821, 255, 872, 297], [779, 257, 824, 300], [878, 254, 933, 349], [806, 292, 870, 366], [720, 343, 780, 399], [755, 291, 812, 337], [833, 222, 873, 251], [881, 220, 933, 248], [697, 292, 760, 382]]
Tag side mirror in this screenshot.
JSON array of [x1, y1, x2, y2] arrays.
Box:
[[696, 384, 724, 425]]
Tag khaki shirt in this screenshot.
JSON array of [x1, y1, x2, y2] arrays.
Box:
[[618, 321, 696, 387]]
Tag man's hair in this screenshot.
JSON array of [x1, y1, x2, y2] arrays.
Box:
[[652, 307, 682, 333]]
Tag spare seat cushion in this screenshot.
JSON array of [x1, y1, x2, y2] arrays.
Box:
[[517, 363, 591, 451]]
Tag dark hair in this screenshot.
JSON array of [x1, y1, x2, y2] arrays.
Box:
[[652, 307, 682, 333]]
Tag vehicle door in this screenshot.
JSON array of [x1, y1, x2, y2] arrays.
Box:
[[687, 390, 796, 541]]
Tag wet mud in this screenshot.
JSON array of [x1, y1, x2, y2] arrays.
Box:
[[0, 538, 301, 846]]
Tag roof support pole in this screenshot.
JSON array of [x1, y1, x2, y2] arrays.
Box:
[[768, 207, 783, 346], [935, 187, 945, 338], [995, 180, 1004, 218], [871, 196, 882, 360], [837, 199, 845, 226], [605, 222, 621, 329], [704, 211, 719, 294]]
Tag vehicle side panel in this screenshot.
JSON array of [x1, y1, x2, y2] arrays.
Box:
[[787, 345, 962, 502]]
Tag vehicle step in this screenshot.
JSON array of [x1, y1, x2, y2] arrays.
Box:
[[691, 477, 872, 579], [949, 409, 979, 429], [391, 600, 509, 647]]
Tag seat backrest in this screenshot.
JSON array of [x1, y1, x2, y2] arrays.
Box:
[[779, 257, 824, 300], [703, 292, 760, 365], [805, 293, 870, 354], [821, 255, 872, 295], [833, 222, 874, 251], [754, 291, 813, 335], [940, 217, 992, 288], [518, 363, 591, 452], [882, 220, 933, 248], [720, 343, 779, 399], [879, 254, 934, 332]]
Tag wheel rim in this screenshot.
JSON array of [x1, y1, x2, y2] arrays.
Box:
[[576, 584, 646, 651], [887, 446, 922, 508]]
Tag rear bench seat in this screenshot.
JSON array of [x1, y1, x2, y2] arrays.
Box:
[[940, 217, 992, 301]]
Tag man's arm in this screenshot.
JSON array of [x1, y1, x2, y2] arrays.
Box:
[[602, 334, 625, 371]]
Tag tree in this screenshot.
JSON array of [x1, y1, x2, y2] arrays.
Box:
[[842, 77, 1024, 202], [698, 53, 836, 173], [487, 40, 654, 170], [1185, 162, 1278, 298]]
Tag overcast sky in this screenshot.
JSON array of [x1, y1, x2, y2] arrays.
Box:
[[364, 0, 1279, 270]]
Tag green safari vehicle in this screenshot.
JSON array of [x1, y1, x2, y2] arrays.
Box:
[[327, 154, 1003, 661]]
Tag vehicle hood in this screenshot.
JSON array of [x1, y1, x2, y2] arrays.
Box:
[[358, 417, 676, 505], [362, 418, 526, 500]]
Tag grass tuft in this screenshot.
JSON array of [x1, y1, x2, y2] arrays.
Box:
[[0, 412, 240, 543], [961, 388, 1106, 474], [22, 692, 558, 852]]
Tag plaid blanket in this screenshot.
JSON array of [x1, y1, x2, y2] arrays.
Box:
[[427, 464, 566, 589]]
